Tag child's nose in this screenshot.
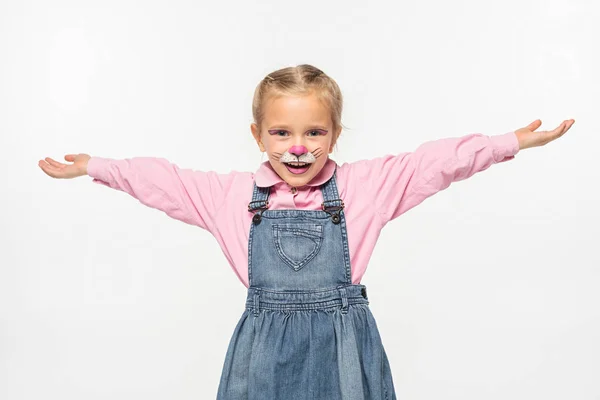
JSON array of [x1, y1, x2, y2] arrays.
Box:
[[289, 145, 307, 156]]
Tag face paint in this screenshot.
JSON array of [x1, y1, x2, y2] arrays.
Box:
[[279, 145, 317, 175]]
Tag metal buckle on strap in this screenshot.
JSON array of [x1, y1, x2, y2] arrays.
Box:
[[248, 200, 269, 212], [248, 201, 269, 225], [321, 200, 344, 224]]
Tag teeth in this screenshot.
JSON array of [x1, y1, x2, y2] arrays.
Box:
[[287, 162, 307, 167]]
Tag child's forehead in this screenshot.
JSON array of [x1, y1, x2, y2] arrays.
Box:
[[266, 92, 322, 106], [263, 94, 331, 123]]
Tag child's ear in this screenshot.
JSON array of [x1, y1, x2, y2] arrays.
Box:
[[250, 123, 266, 152]]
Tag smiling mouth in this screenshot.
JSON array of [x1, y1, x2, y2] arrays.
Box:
[[283, 162, 311, 174], [285, 162, 309, 167]]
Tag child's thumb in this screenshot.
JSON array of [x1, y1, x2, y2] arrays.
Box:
[[526, 119, 542, 131], [64, 154, 76, 162]]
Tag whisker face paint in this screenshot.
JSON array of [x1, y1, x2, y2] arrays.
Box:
[[280, 146, 316, 175]]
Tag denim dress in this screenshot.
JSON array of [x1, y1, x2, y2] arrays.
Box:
[[216, 168, 397, 400]]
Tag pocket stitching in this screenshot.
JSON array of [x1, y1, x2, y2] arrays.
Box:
[[272, 224, 324, 271]]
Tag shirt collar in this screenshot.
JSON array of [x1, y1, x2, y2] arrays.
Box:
[[254, 158, 337, 188]]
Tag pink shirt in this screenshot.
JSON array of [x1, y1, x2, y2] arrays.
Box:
[[87, 131, 520, 288]]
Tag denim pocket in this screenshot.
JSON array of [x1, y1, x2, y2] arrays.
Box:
[[272, 223, 324, 271]]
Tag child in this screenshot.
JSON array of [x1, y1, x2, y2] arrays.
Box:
[[38, 64, 574, 400]]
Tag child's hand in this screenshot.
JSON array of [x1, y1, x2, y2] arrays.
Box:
[[515, 119, 575, 150], [38, 153, 91, 179]]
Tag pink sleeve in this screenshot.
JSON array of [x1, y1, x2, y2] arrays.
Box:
[[86, 157, 239, 232], [354, 131, 520, 225]]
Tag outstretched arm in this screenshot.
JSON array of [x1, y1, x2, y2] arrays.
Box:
[[352, 119, 574, 226], [38, 154, 239, 232]]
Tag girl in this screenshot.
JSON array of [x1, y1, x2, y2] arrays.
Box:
[[38, 64, 574, 400]]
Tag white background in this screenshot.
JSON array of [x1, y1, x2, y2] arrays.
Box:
[[1, 0, 599, 399]]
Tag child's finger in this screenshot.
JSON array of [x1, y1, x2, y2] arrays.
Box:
[[543, 120, 571, 144], [64, 154, 76, 162], [38, 161, 61, 178], [559, 120, 574, 137], [45, 160, 66, 176], [558, 120, 571, 136], [45, 157, 65, 169], [565, 119, 575, 132], [551, 121, 567, 136]]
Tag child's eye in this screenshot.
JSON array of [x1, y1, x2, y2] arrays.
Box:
[[268, 130, 326, 137], [267, 130, 289, 136]]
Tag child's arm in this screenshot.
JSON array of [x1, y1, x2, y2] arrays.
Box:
[[355, 119, 574, 226], [38, 153, 238, 232]]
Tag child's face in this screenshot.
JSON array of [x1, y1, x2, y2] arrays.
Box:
[[251, 92, 339, 188]]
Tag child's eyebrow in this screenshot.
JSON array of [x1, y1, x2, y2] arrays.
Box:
[[268, 124, 329, 130]]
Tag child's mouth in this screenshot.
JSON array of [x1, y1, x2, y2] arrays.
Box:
[[283, 162, 311, 175]]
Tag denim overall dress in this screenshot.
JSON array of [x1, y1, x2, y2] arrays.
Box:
[[216, 168, 396, 400]]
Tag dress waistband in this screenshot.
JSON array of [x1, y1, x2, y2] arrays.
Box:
[[245, 284, 369, 315]]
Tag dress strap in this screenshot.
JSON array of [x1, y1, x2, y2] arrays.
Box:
[[320, 167, 345, 224], [248, 182, 270, 211], [248, 167, 345, 224], [248, 183, 270, 225]]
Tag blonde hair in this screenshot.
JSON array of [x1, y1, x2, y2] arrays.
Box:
[[252, 64, 347, 148]]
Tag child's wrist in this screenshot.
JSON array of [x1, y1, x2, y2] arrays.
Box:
[[81, 155, 92, 176]]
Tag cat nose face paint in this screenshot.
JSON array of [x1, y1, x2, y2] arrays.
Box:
[[288, 145, 307, 156]]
